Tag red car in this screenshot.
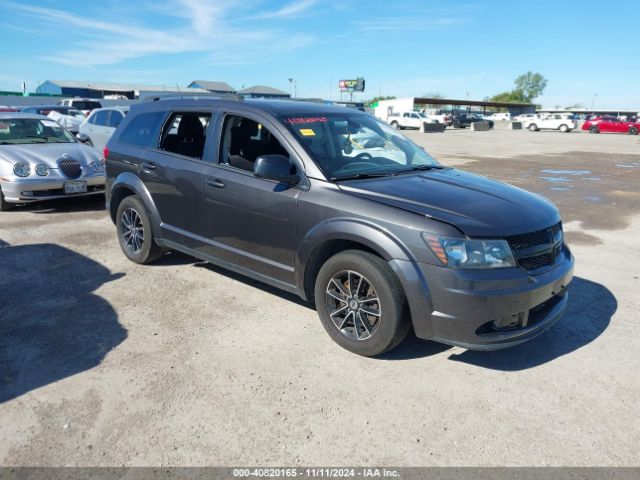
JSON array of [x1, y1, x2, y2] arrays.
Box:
[[0, 106, 19, 112], [582, 116, 640, 135]]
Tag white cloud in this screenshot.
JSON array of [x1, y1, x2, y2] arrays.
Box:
[[254, 0, 319, 19], [3, 0, 317, 67], [355, 17, 467, 32]]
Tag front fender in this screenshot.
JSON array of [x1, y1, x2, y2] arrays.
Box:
[[107, 172, 163, 239], [295, 217, 417, 293]]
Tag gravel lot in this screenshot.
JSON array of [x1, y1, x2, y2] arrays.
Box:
[[1, 128, 639, 466]]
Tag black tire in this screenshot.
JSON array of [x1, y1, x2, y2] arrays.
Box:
[[629, 126, 638, 135], [0, 186, 13, 212], [589, 125, 600, 134], [390, 121, 400, 130], [559, 124, 569, 133], [314, 250, 410, 357], [116, 195, 162, 264], [528, 123, 538, 131]]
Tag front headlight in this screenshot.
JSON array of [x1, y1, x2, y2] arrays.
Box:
[[89, 160, 104, 173], [35, 164, 50, 176], [13, 162, 31, 177], [422, 233, 516, 269]]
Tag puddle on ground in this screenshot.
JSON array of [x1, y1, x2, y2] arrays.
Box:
[[456, 151, 640, 241], [540, 176, 570, 183], [540, 169, 592, 175]]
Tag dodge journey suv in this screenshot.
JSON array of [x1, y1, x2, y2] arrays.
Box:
[[105, 98, 574, 356]]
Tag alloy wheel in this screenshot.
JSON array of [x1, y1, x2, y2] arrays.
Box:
[[120, 207, 144, 254], [325, 270, 381, 341]]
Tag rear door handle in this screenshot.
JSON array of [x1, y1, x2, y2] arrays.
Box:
[[206, 178, 225, 188], [141, 161, 156, 170]]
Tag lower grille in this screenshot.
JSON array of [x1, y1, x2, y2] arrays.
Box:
[[506, 223, 563, 271], [57, 158, 82, 179]]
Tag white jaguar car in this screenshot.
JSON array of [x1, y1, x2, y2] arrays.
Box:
[[0, 113, 105, 211]]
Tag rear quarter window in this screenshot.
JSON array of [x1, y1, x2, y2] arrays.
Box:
[[118, 111, 165, 148]]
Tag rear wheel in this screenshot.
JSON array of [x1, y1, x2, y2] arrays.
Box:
[[629, 126, 638, 135], [116, 195, 162, 264], [314, 250, 410, 357], [589, 125, 600, 134], [529, 123, 538, 131], [559, 124, 569, 133], [0, 187, 13, 211]]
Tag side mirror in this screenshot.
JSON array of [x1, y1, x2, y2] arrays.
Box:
[[253, 154, 300, 185]]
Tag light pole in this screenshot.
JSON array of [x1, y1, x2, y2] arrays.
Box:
[[288, 78, 293, 97], [591, 93, 598, 111]]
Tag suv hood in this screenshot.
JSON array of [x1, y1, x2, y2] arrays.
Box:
[[338, 168, 560, 237]]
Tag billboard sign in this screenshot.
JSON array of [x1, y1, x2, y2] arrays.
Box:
[[339, 78, 365, 92]]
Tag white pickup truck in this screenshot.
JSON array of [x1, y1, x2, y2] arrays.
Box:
[[525, 113, 577, 133], [387, 111, 438, 129]]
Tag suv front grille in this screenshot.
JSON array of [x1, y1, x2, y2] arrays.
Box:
[[505, 223, 563, 272], [57, 158, 82, 179]]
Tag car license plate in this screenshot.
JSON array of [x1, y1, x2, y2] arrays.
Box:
[[64, 181, 87, 194]]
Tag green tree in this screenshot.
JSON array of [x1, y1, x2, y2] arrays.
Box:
[[489, 90, 527, 103], [514, 71, 548, 102], [489, 72, 547, 104]]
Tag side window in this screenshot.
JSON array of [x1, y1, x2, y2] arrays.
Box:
[[403, 113, 410, 118], [159, 112, 210, 159], [119, 111, 165, 148], [107, 111, 123, 128], [219, 114, 290, 173], [94, 110, 109, 126]]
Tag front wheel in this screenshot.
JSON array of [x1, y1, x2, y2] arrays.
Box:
[[390, 121, 400, 130], [314, 250, 410, 357], [116, 195, 163, 264], [528, 123, 538, 131], [629, 126, 638, 135], [589, 125, 600, 134], [559, 124, 569, 133]]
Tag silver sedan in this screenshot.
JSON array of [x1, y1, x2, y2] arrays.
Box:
[[0, 113, 105, 211]]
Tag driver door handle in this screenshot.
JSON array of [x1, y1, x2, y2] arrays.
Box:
[[141, 161, 156, 170], [206, 178, 225, 188]]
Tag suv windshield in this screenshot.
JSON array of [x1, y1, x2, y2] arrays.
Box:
[[0, 118, 77, 144], [282, 113, 440, 179]]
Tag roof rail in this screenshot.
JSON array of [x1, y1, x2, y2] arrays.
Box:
[[141, 92, 243, 103]]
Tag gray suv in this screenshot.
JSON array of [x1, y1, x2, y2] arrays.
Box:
[[105, 98, 574, 356]]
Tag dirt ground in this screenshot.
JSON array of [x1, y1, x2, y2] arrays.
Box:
[[1, 128, 639, 466]]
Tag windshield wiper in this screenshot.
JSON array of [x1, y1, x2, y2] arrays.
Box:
[[396, 165, 444, 174], [26, 135, 49, 142], [331, 172, 397, 181]]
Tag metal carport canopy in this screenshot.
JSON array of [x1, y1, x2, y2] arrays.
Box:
[[413, 97, 535, 111]]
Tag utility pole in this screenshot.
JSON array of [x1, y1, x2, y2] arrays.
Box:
[[591, 93, 598, 111], [288, 78, 293, 97]]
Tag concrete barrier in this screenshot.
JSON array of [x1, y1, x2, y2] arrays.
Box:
[[510, 122, 523, 130], [422, 122, 446, 133], [470, 121, 491, 131]]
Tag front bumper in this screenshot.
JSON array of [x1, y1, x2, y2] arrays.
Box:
[[0, 175, 106, 203], [391, 246, 574, 350]]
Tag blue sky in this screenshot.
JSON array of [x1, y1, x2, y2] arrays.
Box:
[[0, 0, 638, 108]]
